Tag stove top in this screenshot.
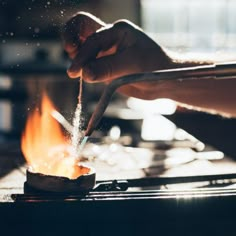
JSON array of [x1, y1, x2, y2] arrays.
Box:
[[1, 140, 236, 235]]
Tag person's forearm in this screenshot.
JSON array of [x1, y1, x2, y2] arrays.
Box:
[[158, 51, 236, 117], [160, 77, 236, 118], [119, 57, 236, 118]]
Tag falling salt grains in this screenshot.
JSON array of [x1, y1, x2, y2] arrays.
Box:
[[71, 79, 83, 156], [71, 103, 82, 154]]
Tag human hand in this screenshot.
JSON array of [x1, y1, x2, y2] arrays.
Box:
[[62, 12, 175, 99]]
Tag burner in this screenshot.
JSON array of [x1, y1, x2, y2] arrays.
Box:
[[25, 166, 96, 194]]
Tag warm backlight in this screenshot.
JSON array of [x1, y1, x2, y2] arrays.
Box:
[[21, 93, 89, 179]]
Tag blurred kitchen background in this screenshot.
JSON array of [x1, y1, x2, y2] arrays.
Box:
[[0, 0, 236, 157]]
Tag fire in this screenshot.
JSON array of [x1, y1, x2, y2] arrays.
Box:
[[21, 93, 89, 179]]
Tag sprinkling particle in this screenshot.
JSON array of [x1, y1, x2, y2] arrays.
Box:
[[34, 28, 40, 33]]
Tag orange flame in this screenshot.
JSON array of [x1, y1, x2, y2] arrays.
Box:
[[21, 93, 89, 179]]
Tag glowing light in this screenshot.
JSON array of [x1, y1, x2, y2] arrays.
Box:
[[109, 126, 121, 141], [127, 98, 177, 115], [141, 114, 176, 140]]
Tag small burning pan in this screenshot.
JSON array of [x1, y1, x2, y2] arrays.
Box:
[[26, 166, 96, 194]]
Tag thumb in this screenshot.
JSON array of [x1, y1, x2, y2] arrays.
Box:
[[62, 12, 106, 55]]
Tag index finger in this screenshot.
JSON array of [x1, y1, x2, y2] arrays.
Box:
[[67, 25, 120, 78], [62, 12, 106, 57]]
